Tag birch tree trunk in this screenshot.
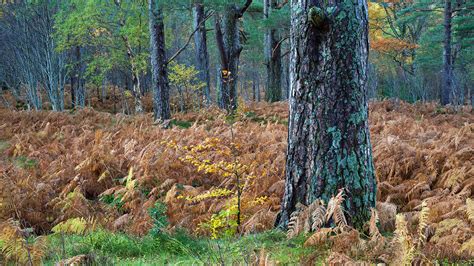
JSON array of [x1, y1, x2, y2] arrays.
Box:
[[193, 0, 211, 105], [149, 0, 171, 121], [277, 0, 376, 229]]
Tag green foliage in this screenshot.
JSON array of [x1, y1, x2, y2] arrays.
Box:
[[100, 194, 125, 212], [14, 156, 37, 169], [54, 0, 149, 87], [0, 140, 9, 153], [199, 199, 239, 239], [148, 201, 169, 237], [44, 228, 317, 265], [169, 63, 206, 92], [170, 119, 193, 129]]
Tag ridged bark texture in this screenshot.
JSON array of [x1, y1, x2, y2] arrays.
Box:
[[216, 6, 241, 111], [442, 0, 453, 106], [149, 0, 171, 121], [193, 1, 211, 105], [264, 0, 282, 102], [277, 0, 376, 229]]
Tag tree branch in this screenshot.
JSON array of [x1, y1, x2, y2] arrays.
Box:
[[214, 14, 228, 70], [166, 10, 215, 65], [272, 36, 288, 59], [238, 0, 253, 18]]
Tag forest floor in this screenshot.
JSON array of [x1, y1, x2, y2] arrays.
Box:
[[0, 100, 473, 265]]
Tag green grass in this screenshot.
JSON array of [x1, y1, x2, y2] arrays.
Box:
[[0, 140, 9, 153], [13, 155, 38, 169], [170, 119, 193, 129], [43, 229, 317, 265]]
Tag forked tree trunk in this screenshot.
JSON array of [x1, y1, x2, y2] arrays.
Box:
[[264, 0, 282, 102], [215, 0, 253, 111], [215, 11, 239, 110], [442, 0, 453, 105], [193, 0, 211, 105], [149, 0, 171, 121], [277, 0, 376, 229]]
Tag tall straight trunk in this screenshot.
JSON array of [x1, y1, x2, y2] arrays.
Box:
[[70, 76, 75, 108], [75, 46, 85, 108], [193, 0, 211, 105], [264, 0, 282, 102], [114, 0, 143, 113], [215, 0, 253, 111], [215, 11, 239, 110], [442, 0, 453, 105], [277, 0, 376, 229], [149, 0, 171, 121]]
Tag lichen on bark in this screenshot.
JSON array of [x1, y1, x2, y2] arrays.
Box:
[[278, 0, 376, 230]]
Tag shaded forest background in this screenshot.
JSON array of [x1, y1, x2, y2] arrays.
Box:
[[0, 0, 473, 112]]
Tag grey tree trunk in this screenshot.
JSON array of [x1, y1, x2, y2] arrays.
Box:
[[277, 0, 376, 229], [74, 46, 86, 108], [193, 0, 211, 105], [215, 0, 253, 111], [442, 0, 453, 105], [264, 0, 282, 102], [149, 0, 171, 121]]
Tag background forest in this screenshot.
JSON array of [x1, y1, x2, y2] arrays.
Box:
[[0, 0, 473, 265], [0, 0, 473, 111]]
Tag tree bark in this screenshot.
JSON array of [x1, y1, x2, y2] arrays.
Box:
[[277, 0, 376, 229], [215, 1, 253, 111], [193, 0, 211, 105], [75, 46, 85, 108], [264, 0, 282, 102], [149, 0, 171, 121], [442, 0, 453, 105]]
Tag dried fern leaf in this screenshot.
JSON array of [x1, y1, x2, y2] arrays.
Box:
[[287, 203, 310, 239], [325, 189, 345, 224], [310, 200, 326, 231], [417, 201, 430, 248], [394, 214, 415, 265], [333, 205, 348, 227], [304, 227, 334, 247], [466, 198, 474, 224], [287, 210, 300, 239], [369, 208, 382, 240]]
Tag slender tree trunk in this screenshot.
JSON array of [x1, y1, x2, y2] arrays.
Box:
[[193, 0, 211, 105], [149, 0, 171, 121], [442, 0, 453, 105], [264, 0, 282, 102], [75, 46, 85, 108], [70, 76, 75, 109], [277, 0, 376, 229]]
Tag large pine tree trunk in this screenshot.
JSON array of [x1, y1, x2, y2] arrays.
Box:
[[277, 0, 376, 229], [193, 0, 211, 105], [442, 0, 453, 105], [149, 0, 171, 121], [264, 0, 282, 102]]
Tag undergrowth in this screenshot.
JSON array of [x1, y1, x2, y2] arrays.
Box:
[[43, 229, 314, 265]]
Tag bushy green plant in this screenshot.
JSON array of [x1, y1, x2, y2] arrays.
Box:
[[148, 201, 168, 237]]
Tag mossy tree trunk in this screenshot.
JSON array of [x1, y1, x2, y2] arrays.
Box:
[[277, 0, 376, 229], [149, 0, 171, 121]]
